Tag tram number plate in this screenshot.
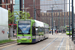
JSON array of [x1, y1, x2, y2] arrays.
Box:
[[22, 36, 25, 38]]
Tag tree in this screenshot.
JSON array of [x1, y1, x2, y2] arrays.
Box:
[[8, 10, 15, 38], [15, 11, 32, 22], [8, 11, 32, 24], [8, 10, 15, 27], [8, 11, 32, 38]]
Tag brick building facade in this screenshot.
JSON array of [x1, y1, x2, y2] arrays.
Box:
[[40, 12, 72, 29], [21, 0, 40, 20], [0, 0, 13, 12]]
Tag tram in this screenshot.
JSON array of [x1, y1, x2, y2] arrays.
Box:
[[66, 26, 72, 35], [17, 19, 49, 44]]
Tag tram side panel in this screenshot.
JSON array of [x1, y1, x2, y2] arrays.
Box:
[[44, 24, 49, 38], [34, 20, 45, 42]]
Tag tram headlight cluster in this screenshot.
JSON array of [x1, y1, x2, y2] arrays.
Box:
[[66, 32, 69, 33], [28, 37, 31, 39]]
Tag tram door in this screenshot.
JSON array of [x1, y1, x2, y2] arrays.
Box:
[[32, 26, 36, 36]]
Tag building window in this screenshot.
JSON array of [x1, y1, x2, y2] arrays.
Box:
[[0, 0, 2, 7], [2, 0, 4, 2], [6, 0, 8, 3]]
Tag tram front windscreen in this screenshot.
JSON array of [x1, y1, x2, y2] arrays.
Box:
[[67, 27, 72, 31], [18, 20, 31, 34]]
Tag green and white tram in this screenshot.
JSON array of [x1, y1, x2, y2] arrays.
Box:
[[17, 19, 49, 43], [66, 26, 72, 35]]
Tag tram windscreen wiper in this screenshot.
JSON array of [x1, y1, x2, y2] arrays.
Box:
[[22, 33, 24, 36]]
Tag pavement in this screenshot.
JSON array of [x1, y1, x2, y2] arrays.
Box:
[[49, 33, 75, 50], [0, 33, 75, 50], [10, 37, 17, 40], [69, 37, 75, 50]]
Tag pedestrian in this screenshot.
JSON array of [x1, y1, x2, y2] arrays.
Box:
[[56, 30, 57, 34]]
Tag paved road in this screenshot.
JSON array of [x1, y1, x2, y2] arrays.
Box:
[[0, 33, 74, 50]]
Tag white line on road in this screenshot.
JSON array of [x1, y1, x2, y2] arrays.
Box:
[[2, 44, 17, 50], [57, 37, 64, 50], [42, 37, 58, 50], [17, 45, 28, 50]]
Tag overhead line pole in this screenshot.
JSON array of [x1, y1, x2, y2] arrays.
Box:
[[72, 0, 74, 40], [69, 0, 70, 37], [33, 0, 36, 19], [59, 11, 60, 29], [52, 7, 53, 35], [64, 0, 65, 27]]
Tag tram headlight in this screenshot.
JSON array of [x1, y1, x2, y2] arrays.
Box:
[[66, 32, 69, 33], [17, 37, 20, 39], [28, 37, 31, 39]]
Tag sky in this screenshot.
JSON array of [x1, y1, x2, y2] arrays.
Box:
[[67, 0, 75, 14], [40, 0, 67, 12], [40, 0, 75, 13], [74, 0, 75, 13]]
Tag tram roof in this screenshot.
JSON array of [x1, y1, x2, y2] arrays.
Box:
[[18, 19, 49, 28], [34, 20, 44, 27]]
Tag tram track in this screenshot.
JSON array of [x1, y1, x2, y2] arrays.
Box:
[[2, 44, 17, 50], [2, 43, 29, 50], [41, 37, 65, 50], [0, 34, 67, 50], [57, 37, 64, 50], [42, 37, 58, 50], [0, 41, 16, 47], [17, 45, 28, 50]]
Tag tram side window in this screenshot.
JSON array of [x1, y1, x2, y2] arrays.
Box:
[[36, 28, 39, 35], [45, 28, 49, 34], [39, 28, 44, 32], [32, 26, 36, 35]]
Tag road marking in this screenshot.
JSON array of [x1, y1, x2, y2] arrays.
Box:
[[58, 37, 64, 50], [2, 44, 17, 50], [42, 37, 58, 50], [0, 43, 17, 49], [66, 38, 69, 50], [66, 39, 68, 50], [17, 46, 28, 50]]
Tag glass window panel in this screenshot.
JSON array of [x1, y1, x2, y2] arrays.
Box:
[[2, 0, 4, 2]]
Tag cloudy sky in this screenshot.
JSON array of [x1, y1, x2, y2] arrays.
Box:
[[40, 0, 75, 13], [40, 0, 67, 12], [74, 0, 75, 13]]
